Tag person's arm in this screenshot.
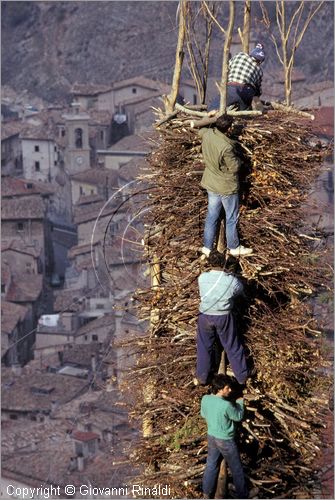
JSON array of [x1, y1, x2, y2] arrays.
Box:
[[219, 145, 241, 174], [226, 398, 244, 421], [231, 275, 244, 297]]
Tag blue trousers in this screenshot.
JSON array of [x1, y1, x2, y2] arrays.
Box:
[[196, 312, 248, 385], [203, 191, 240, 251], [203, 435, 249, 499], [208, 84, 255, 111]]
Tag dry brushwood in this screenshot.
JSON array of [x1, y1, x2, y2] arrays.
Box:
[[118, 109, 333, 499]]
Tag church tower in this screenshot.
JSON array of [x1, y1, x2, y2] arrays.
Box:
[[63, 103, 91, 174]]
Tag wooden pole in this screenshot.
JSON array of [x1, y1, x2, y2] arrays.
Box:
[[164, 0, 187, 114], [214, 230, 228, 499], [143, 254, 161, 438]]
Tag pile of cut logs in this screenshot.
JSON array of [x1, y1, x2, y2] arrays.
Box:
[[118, 107, 332, 498]]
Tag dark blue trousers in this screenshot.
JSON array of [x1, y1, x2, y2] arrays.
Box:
[[203, 435, 249, 499], [208, 84, 256, 111], [196, 312, 248, 384]]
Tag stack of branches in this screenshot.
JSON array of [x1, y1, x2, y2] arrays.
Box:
[[119, 109, 333, 498]]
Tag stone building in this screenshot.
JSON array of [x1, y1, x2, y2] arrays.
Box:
[[1, 195, 52, 274], [1, 301, 30, 366]]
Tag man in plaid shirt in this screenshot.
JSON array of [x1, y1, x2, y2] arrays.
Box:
[[209, 43, 265, 111]]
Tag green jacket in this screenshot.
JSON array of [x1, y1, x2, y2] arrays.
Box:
[[199, 127, 241, 195], [201, 394, 244, 440]]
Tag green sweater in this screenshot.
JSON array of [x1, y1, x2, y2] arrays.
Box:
[[201, 394, 244, 440], [199, 127, 241, 195]]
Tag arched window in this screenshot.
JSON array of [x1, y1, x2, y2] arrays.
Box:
[[75, 128, 83, 148]]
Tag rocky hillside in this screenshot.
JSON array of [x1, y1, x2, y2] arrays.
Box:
[[1, 1, 333, 103]]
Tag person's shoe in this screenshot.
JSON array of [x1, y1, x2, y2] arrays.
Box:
[[201, 246, 211, 257], [229, 245, 253, 257], [193, 377, 208, 387]]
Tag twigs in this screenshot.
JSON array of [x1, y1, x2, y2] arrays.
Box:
[[119, 108, 333, 498]]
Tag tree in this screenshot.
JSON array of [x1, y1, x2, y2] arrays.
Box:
[[260, 0, 325, 106], [164, 0, 187, 114], [240, 0, 251, 53], [185, 2, 216, 104], [202, 0, 235, 113]]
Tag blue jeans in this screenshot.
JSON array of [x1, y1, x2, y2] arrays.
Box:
[[196, 312, 248, 385], [203, 191, 240, 250], [203, 435, 249, 499]]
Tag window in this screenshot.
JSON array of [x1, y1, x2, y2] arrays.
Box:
[[17, 222, 24, 231], [1, 284, 5, 294], [96, 304, 104, 310], [132, 87, 137, 94], [54, 146, 57, 152], [10, 414, 18, 420], [34, 145, 40, 152], [79, 186, 84, 195], [35, 161, 40, 171], [92, 334, 98, 341], [26, 183, 33, 189], [54, 160, 57, 166], [193, 94, 197, 105], [100, 130, 104, 141], [91, 189, 94, 195], [75, 128, 83, 148], [61, 129, 65, 137]]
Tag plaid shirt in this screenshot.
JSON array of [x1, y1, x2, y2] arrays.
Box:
[[228, 52, 263, 96]]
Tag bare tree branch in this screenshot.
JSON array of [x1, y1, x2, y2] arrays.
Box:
[[202, 0, 226, 34]]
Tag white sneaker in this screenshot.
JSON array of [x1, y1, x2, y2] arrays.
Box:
[[229, 245, 253, 257], [201, 246, 211, 257]]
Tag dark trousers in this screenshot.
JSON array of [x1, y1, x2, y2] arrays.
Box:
[[203, 435, 249, 499], [196, 312, 248, 384], [208, 85, 256, 112]]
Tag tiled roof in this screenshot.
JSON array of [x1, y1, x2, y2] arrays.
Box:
[[1, 121, 25, 141], [75, 313, 114, 337], [68, 242, 98, 259], [53, 289, 85, 313], [311, 106, 334, 138], [1, 239, 42, 259], [76, 193, 105, 206], [62, 343, 103, 367], [89, 109, 113, 126], [308, 80, 334, 92], [120, 90, 162, 107], [1, 301, 29, 334], [1, 367, 89, 412], [6, 274, 43, 303], [73, 199, 118, 225], [109, 133, 151, 152], [111, 75, 162, 91], [71, 82, 113, 96], [1, 177, 54, 198], [72, 430, 100, 442], [118, 158, 146, 182], [70, 168, 119, 186], [1, 196, 46, 220]]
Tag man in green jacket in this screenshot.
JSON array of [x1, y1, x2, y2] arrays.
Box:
[[199, 114, 253, 257], [201, 374, 249, 499]]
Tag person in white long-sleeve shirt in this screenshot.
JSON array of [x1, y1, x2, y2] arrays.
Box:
[[196, 250, 249, 385]]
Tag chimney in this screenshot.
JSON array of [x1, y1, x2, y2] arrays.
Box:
[[77, 454, 84, 471]]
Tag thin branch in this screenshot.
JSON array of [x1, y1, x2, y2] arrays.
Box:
[[202, 0, 225, 34]]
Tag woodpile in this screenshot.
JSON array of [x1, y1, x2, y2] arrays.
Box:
[[119, 108, 332, 498]]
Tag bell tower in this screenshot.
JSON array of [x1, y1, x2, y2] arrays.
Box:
[[63, 103, 91, 174]]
